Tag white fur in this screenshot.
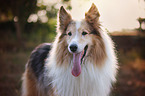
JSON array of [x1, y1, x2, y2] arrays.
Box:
[[68, 21, 89, 53], [45, 27, 118, 96], [68, 21, 82, 53], [76, 21, 81, 30], [21, 74, 27, 96]]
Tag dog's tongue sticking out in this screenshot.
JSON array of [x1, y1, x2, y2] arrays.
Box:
[[71, 53, 82, 77]]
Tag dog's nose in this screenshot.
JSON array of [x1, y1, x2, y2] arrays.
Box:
[[70, 44, 78, 52]]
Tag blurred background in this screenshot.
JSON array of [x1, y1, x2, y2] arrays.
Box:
[[0, 0, 145, 96]]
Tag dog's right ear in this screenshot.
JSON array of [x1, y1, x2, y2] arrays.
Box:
[[58, 6, 72, 32]]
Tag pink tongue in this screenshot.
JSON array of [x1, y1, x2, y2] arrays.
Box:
[[71, 53, 82, 77]]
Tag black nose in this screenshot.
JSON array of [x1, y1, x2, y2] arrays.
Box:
[[69, 44, 78, 52]]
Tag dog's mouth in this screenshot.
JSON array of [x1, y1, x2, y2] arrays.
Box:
[[81, 45, 88, 64], [71, 45, 88, 77]]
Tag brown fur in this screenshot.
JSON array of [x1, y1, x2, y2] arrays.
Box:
[[85, 3, 101, 35], [22, 68, 39, 96], [84, 4, 106, 67], [58, 6, 72, 33], [85, 3, 100, 24], [22, 65, 55, 96], [88, 35, 107, 67], [55, 36, 71, 67], [56, 8, 74, 67]]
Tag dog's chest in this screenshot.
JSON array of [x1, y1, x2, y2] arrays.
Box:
[[49, 64, 111, 96]]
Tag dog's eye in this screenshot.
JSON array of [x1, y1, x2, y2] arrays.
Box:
[[68, 32, 72, 36], [82, 31, 88, 36]]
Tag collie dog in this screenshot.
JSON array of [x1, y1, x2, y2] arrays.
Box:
[[22, 3, 118, 96]]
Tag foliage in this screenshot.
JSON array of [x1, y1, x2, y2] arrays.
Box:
[[0, 0, 72, 47]]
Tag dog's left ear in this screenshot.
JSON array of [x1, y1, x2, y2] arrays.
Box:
[[85, 3, 100, 24], [58, 6, 72, 32]]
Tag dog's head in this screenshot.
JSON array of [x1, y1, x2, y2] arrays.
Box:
[[57, 3, 106, 77]]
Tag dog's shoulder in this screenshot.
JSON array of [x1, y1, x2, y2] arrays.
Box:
[[27, 43, 51, 78]]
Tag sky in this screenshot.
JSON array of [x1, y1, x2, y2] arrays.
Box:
[[71, 0, 145, 32]]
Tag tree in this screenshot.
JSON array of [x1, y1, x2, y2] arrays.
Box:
[[0, 0, 37, 46]]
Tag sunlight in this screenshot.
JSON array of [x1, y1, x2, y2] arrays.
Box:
[[37, 0, 61, 6], [14, 16, 18, 22], [37, 10, 47, 17], [39, 15, 48, 23], [28, 10, 48, 23], [70, 0, 145, 32], [71, 0, 91, 20], [27, 14, 38, 23]]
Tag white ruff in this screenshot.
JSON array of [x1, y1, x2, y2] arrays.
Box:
[[45, 28, 117, 96]]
